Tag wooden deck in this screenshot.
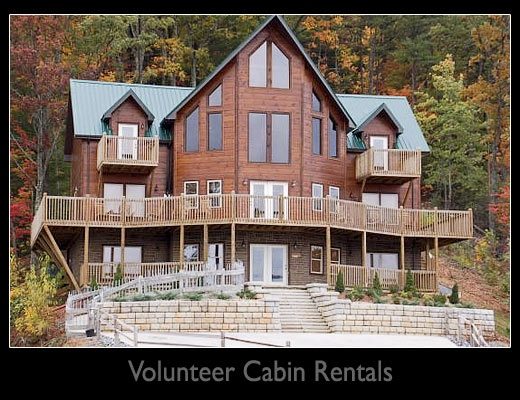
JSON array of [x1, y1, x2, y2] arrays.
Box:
[[330, 264, 437, 292], [356, 149, 421, 183], [31, 193, 473, 246], [96, 135, 159, 173]]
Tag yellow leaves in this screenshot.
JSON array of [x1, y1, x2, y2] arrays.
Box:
[[99, 71, 117, 82]]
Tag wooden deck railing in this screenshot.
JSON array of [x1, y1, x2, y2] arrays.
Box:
[[356, 149, 421, 181], [330, 264, 437, 292], [96, 135, 159, 170], [31, 193, 473, 244]]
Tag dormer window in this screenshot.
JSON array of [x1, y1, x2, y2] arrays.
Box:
[[249, 41, 290, 89]]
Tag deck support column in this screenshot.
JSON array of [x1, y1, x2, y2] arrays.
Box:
[[326, 226, 331, 287], [400, 235, 405, 289], [120, 227, 125, 278], [425, 239, 430, 270], [82, 226, 89, 286], [43, 226, 80, 292], [179, 225, 185, 265], [434, 236, 439, 288], [203, 224, 209, 262], [361, 231, 367, 287], [230, 223, 236, 265]]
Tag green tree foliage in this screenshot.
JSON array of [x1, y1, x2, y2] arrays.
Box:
[[335, 270, 345, 293], [415, 55, 487, 215], [448, 283, 460, 304], [372, 272, 382, 296], [404, 269, 417, 295]]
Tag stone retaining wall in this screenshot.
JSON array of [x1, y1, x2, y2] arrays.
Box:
[[99, 299, 281, 332], [307, 284, 495, 337]]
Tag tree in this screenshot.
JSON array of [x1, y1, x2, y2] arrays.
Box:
[[335, 270, 345, 293], [415, 55, 487, 216], [448, 283, 460, 304]]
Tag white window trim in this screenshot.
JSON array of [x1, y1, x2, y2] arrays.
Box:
[[207, 179, 222, 208], [312, 183, 323, 212], [184, 181, 199, 209], [329, 186, 340, 214], [331, 247, 341, 265], [183, 244, 200, 262], [310, 245, 323, 274]]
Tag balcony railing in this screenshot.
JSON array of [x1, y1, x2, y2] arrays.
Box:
[[330, 264, 437, 292], [96, 135, 159, 171], [356, 148, 421, 181], [31, 193, 473, 245]]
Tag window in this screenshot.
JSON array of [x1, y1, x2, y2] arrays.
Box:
[[331, 248, 341, 265], [102, 246, 142, 276], [208, 113, 222, 150], [184, 181, 199, 209], [249, 41, 290, 89], [310, 245, 323, 274], [368, 253, 399, 270], [208, 84, 222, 107], [249, 42, 267, 87], [271, 114, 290, 163], [271, 43, 289, 88], [184, 244, 199, 262], [312, 183, 323, 211], [103, 183, 145, 216], [329, 117, 338, 158], [208, 243, 224, 269], [185, 107, 199, 152], [362, 193, 399, 208], [312, 118, 322, 155], [249, 113, 290, 163], [248, 113, 267, 162], [312, 91, 321, 112], [207, 180, 222, 208], [329, 186, 340, 213]]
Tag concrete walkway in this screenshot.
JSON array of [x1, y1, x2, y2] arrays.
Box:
[[105, 331, 457, 348]]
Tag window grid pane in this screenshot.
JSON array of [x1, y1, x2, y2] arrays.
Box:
[[312, 118, 321, 155], [249, 113, 267, 162], [271, 114, 290, 163], [186, 107, 199, 152], [208, 84, 222, 106], [329, 118, 338, 157], [312, 91, 321, 112], [208, 113, 222, 150], [271, 43, 289, 88], [249, 42, 267, 87]]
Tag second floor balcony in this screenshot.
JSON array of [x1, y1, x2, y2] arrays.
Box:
[[96, 135, 159, 174], [356, 148, 421, 184], [31, 193, 473, 246]]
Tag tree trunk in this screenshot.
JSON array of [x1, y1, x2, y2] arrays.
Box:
[[191, 47, 197, 87]]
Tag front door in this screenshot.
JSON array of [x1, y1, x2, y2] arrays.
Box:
[[250, 181, 288, 219], [118, 123, 138, 160], [208, 243, 224, 269], [370, 136, 388, 170], [102, 245, 142, 277], [250, 244, 288, 284]]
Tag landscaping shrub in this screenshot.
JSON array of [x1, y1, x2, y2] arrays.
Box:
[[183, 292, 203, 301], [433, 293, 447, 304], [237, 289, 256, 299], [457, 302, 475, 308], [404, 269, 418, 295], [347, 286, 364, 301], [389, 284, 400, 294], [215, 292, 231, 300], [372, 272, 383, 296], [113, 264, 123, 285], [158, 291, 178, 300], [448, 283, 459, 304], [391, 293, 401, 304], [335, 270, 345, 293], [423, 295, 435, 307], [89, 276, 99, 290], [131, 294, 154, 301]]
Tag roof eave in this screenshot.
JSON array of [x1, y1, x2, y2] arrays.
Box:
[[102, 89, 155, 122]]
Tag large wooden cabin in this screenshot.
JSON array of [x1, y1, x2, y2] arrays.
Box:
[[31, 16, 472, 292]]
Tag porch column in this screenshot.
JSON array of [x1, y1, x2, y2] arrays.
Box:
[[326, 226, 331, 287], [230, 222, 236, 265], [203, 224, 209, 262], [361, 231, 367, 287], [425, 239, 430, 270], [179, 225, 185, 264], [400, 235, 405, 288], [82, 226, 89, 286], [434, 236, 439, 290], [120, 227, 125, 277]]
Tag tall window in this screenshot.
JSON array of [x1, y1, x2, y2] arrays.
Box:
[[248, 113, 267, 162], [329, 117, 338, 157], [249, 41, 290, 88], [310, 245, 323, 274], [185, 107, 199, 152], [271, 114, 290, 163], [271, 43, 289, 88], [312, 183, 323, 211], [208, 84, 222, 106], [207, 180, 222, 208], [331, 248, 341, 265], [249, 113, 290, 163], [312, 91, 321, 112], [208, 113, 222, 150], [312, 118, 321, 155], [249, 42, 267, 87], [184, 181, 199, 209], [329, 186, 340, 213]]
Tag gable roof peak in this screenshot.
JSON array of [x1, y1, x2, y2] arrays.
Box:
[[102, 88, 155, 122]]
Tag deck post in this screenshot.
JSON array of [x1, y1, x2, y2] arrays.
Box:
[[42, 192, 47, 222], [42, 226, 80, 291], [82, 226, 90, 286], [400, 235, 405, 289], [361, 231, 367, 287], [179, 225, 185, 265], [425, 239, 430, 270], [326, 226, 331, 287], [120, 227, 125, 278], [203, 224, 209, 262], [231, 190, 236, 221], [434, 236, 439, 274], [231, 222, 236, 264]]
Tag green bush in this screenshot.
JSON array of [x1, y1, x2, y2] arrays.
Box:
[[131, 294, 154, 302], [113, 295, 128, 302], [215, 292, 231, 300], [183, 292, 203, 301], [448, 283, 459, 304], [433, 293, 447, 305], [373, 294, 386, 304], [347, 286, 365, 301], [237, 289, 256, 299], [389, 284, 400, 294], [335, 270, 345, 293], [391, 293, 401, 304], [404, 270, 418, 295], [422, 294, 435, 306], [113, 264, 123, 285], [158, 291, 178, 300], [89, 276, 99, 290], [372, 272, 383, 296], [457, 302, 475, 309]]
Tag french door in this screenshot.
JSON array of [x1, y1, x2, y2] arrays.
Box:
[[250, 244, 288, 284], [117, 123, 138, 160], [250, 181, 288, 219], [103, 183, 145, 217], [102, 245, 142, 276], [126, 184, 145, 217], [370, 136, 388, 170]]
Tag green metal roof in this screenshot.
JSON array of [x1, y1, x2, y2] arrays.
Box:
[[337, 94, 430, 153], [69, 79, 193, 140]]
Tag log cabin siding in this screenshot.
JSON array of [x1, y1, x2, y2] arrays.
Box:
[[359, 112, 399, 149], [108, 97, 149, 136]]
